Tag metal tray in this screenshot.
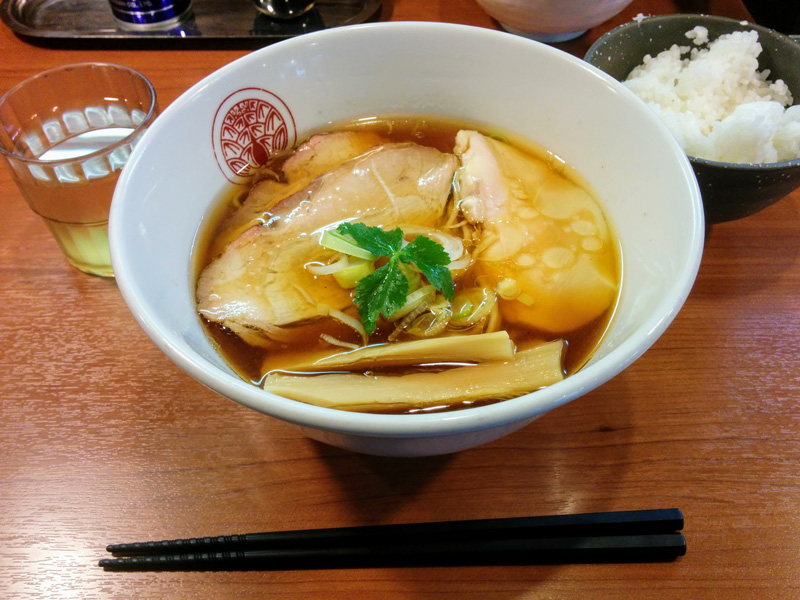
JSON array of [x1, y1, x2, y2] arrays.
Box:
[[0, 0, 382, 47]]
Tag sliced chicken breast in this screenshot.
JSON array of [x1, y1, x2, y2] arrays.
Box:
[[454, 130, 618, 334]]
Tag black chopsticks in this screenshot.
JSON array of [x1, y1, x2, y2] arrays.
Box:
[[100, 508, 686, 571]]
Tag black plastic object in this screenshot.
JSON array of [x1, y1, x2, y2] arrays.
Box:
[[100, 508, 686, 571]]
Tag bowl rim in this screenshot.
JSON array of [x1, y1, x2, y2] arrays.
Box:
[[584, 13, 800, 170], [112, 21, 705, 439]]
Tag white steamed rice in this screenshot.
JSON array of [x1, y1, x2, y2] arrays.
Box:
[[624, 26, 800, 164]]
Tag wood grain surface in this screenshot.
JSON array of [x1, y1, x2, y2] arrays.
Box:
[[2, 0, 799, 598]]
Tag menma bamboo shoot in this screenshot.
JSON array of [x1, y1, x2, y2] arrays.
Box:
[[263, 340, 565, 411], [283, 330, 515, 372]]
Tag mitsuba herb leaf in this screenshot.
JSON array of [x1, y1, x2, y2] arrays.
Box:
[[335, 223, 456, 334], [337, 222, 402, 258], [352, 263, 409, 334], [399, 236, 455, 301]]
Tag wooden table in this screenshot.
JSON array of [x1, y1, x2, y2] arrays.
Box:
[[2, 1, 799, 597]]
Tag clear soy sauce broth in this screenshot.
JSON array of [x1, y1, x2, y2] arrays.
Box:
[[196, 115, 621, 413]]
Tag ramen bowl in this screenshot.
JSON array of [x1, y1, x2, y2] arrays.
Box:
[[584, 14, 800, 223], [110, 22, 703, 457]]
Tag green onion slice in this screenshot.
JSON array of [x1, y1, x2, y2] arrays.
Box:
[[320, 229, 376, 260]]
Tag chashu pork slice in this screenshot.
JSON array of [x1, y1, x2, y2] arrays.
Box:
[[454, 130, 618, 334], [209, 131, 384, 257], [197, 143, 458, 341]]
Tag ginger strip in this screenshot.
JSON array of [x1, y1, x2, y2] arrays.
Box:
[[283, 330, 515, 372], [263, 340, 564, 411]]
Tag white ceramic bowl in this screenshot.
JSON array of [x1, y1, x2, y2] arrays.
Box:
[[474, 0, 632, 42], [110, 22, 704, 457]]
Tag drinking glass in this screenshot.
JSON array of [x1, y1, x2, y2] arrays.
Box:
[[0, 63, 158, 277]]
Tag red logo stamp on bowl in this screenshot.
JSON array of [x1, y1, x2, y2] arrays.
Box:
[[212, 88, 297, 184]]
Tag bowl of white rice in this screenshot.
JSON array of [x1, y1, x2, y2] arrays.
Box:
[[585, 14, 800, 223]]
